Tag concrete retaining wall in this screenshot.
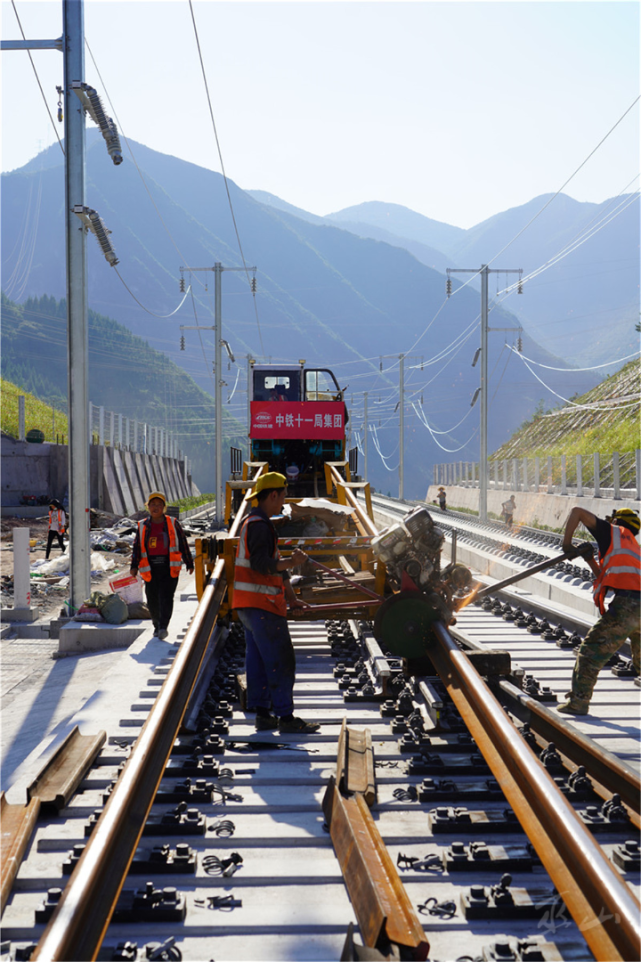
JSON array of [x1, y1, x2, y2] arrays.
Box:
[[426, 484, 641, 530], [1, 435, 198, 517]]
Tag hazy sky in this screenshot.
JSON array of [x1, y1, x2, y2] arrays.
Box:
[[2, 0, 639, 228]]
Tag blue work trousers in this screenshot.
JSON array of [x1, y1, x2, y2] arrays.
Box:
[[236, 608, 296, 717]]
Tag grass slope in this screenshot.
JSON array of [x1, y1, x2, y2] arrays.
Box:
[[492, 359, 640, 459], [1, 378, 68, 441]]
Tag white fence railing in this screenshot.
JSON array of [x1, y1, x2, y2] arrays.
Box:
[[87, 403, 189, 472], [434, 450, 641, 501]]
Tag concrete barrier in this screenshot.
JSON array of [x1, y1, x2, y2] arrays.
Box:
[[426, 484, 640, 531], [1, 435, 198, 517], [57, 622, 146, 655]]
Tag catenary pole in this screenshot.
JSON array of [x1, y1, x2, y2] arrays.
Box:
[[399, 354, 405, 500], [480, 266, 489, 522], [64, 0, 91, 610], [179, 263, 256, 525], [446, 265, 522, 523], [214, 263, 223, 523], [363, 391, 368, 483]]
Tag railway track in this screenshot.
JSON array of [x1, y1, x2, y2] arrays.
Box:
[[1, 491, 639, 961]]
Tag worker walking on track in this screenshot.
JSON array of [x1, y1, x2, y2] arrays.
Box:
[[130, 491, 193, 640], [232, 472, 320, 734], [559, 506, 641, 715]]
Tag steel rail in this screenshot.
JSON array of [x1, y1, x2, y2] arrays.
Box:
[[32, 511, 245, 962], [429, 620, 641, 962], [1, 795, 41, 913], [496, 678, 641, 817]]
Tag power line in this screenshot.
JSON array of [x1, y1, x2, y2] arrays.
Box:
[[10, 0, 64, 156], [507, 345, 640, 373], [486, 95, 641, 268], [509, 191, 640, 294], [514, 352, 640, 412], [113, 269, 192, 318], [187, 0, 265, 355]]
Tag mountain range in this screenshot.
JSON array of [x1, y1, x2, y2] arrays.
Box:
[[251, 192, 640, 365], [2, 132, 634, 496]]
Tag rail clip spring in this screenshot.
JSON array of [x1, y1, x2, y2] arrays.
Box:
[[208, 817, 236, 837], [397, 852, 442, 871], [202, 852, 243, 877], [417, 897, 457, 918]]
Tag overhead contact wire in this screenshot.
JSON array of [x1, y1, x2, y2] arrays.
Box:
[[188, 0, 265, 355], [11, 0, 65, 156]]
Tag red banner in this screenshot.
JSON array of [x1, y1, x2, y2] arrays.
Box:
[[250, 401, 345, 439]]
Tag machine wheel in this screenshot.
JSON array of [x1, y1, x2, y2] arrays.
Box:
[[373, 591, 440, 659]]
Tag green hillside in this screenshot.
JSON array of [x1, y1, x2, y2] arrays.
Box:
[[1, 378, 69, 442], [1, 292, 248, 488], [492, 359, 640, 458], [490, 358, 640, 489]]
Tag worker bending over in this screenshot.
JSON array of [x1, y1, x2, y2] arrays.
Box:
[[559, 506, 640, 715], [232, 472, 320, 734]]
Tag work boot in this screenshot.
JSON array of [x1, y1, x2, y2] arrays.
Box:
[[278, 716, 321, 734], [558, 696, 590, 715], [157, 628, 168, 640], [255, 713, 278, 731]]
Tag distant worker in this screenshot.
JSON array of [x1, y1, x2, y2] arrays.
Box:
[[232, 472, 320, 734], [502, 495, 516, 529], [46, 499, 66, 560], [437, 487, 447, 511], [559, 506, 640, 715], [130, 491, 194, 640]]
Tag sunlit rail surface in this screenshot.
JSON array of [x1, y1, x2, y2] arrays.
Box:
[[2, 492, 639, 962]]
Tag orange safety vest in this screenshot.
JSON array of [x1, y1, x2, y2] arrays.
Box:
[[232, 515, 287, 617], [49, 509, 65, 533], [137, 516, 182, 582], [593, 525, 641, 614]]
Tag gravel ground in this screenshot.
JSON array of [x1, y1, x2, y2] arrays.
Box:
[[1, 516, 133, 620]]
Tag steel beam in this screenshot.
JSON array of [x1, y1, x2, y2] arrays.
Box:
[[26, 727, 105, 812], [323, 776, 428, 960], [1, 38, 62, 50], [0, 794, 41, 913]]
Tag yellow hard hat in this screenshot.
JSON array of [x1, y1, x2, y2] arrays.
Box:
[[244, 472, 287, 501], [613, 508, 640, 535], [146, 491, 167, 509]]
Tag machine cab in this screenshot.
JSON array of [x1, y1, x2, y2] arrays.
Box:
[[249, 363, 347, 494], [251, 365, 343, 404]]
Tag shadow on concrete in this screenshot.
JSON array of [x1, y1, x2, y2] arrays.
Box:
[[0, 648, 116, 794]]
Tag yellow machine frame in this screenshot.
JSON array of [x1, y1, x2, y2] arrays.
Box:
[[194, 461, 385, 620]]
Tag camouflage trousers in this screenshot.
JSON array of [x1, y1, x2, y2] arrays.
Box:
[[571, 595, 640, 704]]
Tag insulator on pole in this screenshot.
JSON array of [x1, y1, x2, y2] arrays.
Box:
[[471, 388, 480, 408], [251, 277, 257, 293], [73, 206, 118, 266], [179, 277, 186, 293], [180, 336, 185, 351], [472, 348, 481, 367], [446, 277, 452, 297], [72, 83, 122, 165]]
